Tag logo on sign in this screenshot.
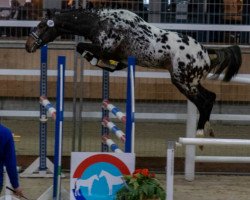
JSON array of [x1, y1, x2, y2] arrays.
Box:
[[72, 154, 131, 200]]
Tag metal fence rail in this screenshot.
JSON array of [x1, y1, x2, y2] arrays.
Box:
[[0, 0, 250, 44]]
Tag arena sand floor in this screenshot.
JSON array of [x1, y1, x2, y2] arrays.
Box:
[[1, 173, 249, 200], [1, 120, 250, 199]]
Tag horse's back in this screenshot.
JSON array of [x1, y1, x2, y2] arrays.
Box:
[[94, 9, 211, 71], [99, 9, 141, 21]]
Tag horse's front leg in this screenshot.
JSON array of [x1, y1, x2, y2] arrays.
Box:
[[76, 42, 101, 65], [76, 43, 127, 72]]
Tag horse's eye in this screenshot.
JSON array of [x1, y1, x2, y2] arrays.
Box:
[[38, 24, 45, 29]]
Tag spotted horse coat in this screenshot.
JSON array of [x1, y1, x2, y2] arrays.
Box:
[[25, 9, 242, 138]]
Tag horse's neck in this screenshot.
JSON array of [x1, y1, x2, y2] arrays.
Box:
[[56, 12, 97, 38]]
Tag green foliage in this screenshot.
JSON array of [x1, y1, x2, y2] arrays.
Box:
[[116, 169, 166, 200]]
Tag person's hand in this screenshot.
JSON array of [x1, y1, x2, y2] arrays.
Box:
[[13, 187, 24, 198]]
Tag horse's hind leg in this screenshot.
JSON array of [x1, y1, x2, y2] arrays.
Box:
[[171, 78, 216, 137], [196, 85, 216, 137], [193, 85, 216, 137]]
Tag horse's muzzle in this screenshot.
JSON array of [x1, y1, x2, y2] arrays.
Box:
[[25, 41, 37, 53], [25, 32, 42, 53], [25, 44, 32, 53]]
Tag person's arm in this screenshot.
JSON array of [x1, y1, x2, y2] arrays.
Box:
[[4, 132, 24, 197]]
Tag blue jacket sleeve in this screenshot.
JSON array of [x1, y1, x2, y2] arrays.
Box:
[[3, 131, 19, 189]]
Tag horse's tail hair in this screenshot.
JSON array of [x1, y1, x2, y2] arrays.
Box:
[[208, 45, 242, 82]]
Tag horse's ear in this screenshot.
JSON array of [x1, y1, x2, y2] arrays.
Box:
[[46, 9, 56, 19], [46, 9, 52, 19]]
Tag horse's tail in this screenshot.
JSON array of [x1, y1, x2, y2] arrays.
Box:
[[208, 45, 242, 82]]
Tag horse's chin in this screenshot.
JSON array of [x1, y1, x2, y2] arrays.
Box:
[[26, 48, 37, 53], [25, 44, 38, 53], [30, 48, 37, 53]]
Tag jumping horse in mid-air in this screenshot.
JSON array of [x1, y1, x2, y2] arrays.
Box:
[[25, 9, 242, 138]]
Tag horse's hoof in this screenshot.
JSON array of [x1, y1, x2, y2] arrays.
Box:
[[196, 129, 204, 138], [196, 130, 204, 150]]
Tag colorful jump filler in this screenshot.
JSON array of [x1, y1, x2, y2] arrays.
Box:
[[70, 153, 135, 200], [102, 103, 127, 153]]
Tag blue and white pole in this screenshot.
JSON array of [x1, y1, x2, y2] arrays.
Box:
[[53, 56, 66, 200], [102, 136, 124, 153], [102, 117, 126, 142], [125, 56, 136, 153]]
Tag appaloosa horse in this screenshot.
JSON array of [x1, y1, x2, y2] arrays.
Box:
[[25, 9, 242, 137]]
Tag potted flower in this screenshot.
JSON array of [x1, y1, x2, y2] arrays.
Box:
[[116, 168, 166, 200]]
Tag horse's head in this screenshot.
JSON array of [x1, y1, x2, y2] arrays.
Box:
[[25, 10, 59, 53]]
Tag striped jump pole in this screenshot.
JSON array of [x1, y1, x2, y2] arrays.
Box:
[[102, 117, 126, 143], [102, 101, 126, 152], [40, 96, 56, 120], [102, 136, 124, 153], [103, 100, 126, 124]]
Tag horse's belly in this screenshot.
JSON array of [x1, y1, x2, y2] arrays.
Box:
[[137, 57, 171, 69], [123, 44, 170, 69], [136, 50, 171, 69]]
